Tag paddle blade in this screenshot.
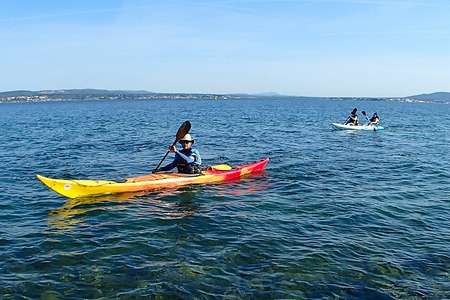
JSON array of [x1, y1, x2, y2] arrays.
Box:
[[175, 121, 191, 142], [362, 111, 367, 116], [210, 164, 232, 171]]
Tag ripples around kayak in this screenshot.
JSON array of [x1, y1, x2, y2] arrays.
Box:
[[0, 98, 449, 298]]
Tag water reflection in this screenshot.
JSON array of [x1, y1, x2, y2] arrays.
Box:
[[48, 191, 147, 230], [47, 189, 197, 230], [47, 175, 269, 230], [212, 173, 270, 197]]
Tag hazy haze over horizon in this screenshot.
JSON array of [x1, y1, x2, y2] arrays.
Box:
[[1, 0, 450, 97]]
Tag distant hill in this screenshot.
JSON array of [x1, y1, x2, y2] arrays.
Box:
[[1, 89, 287, 97], [252, 92, 285, 97], [1, 89, 449, 104], [0, 90, 36, 96], [0, 89, 153, 96], [406, 92, 450, 103], [0, 88, 254, 103]]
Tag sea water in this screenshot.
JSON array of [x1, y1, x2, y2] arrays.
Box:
[[0, 98, 449, 298]]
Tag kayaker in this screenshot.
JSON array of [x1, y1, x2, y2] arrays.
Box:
[[367, 112, 380, 126], [154, 134, 202, 174], [344, 108, 359, 125]]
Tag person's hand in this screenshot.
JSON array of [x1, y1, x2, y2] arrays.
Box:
[[168, 145, 177, 153]]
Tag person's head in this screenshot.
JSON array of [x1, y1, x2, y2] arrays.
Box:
[[373, 112, 378, 117], [179, 134, 194, 150], [351, 108, 357, 115]]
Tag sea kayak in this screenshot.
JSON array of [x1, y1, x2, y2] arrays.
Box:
[[37, 158, 269, 199], [332, 123, 384, 131]]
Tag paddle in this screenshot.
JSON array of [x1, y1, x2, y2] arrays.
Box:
[[361, 111, 370, 122], [153, 121, 191, 173]]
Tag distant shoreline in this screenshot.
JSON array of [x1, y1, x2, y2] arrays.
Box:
[[0, 89, 448, 104]]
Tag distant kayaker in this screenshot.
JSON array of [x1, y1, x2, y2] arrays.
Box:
[[154, 134, 202, 174], [344, 108, 359, 125], [367, 112, 380, 126]]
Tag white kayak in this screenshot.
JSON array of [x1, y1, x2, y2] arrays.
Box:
[[332, 123, 384, 131]]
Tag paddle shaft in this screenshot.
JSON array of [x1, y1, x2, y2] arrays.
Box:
[[154, 140, 177, 171], [362, 111, 370, 122]]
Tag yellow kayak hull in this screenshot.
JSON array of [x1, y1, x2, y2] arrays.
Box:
[[37, 158, 269, 199]]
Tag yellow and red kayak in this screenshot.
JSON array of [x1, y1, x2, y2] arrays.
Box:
[[37, 158, 269, 199]]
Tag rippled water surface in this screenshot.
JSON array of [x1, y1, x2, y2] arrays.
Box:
[[1, 98, 449, 299]]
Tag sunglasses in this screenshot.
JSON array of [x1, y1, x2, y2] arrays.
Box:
[[179, 140, 192, 144]]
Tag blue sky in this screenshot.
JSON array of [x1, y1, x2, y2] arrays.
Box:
[[1, 0, 449, 96]]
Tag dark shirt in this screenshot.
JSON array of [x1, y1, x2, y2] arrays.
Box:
[[345, 114, 358, 125], [159, 148, 202, 173]]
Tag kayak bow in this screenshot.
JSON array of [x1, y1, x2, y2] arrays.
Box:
[[37, 158, 269, 199]]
